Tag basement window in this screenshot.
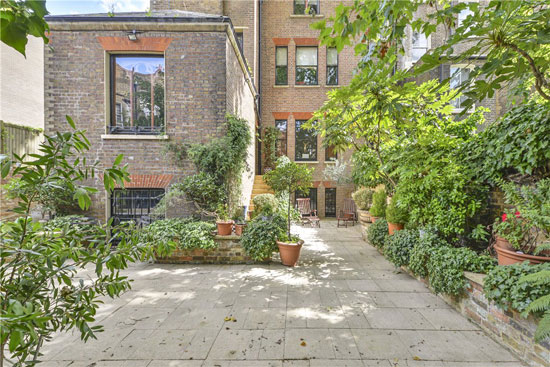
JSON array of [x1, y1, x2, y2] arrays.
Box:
[[110, 54, 165, 135]]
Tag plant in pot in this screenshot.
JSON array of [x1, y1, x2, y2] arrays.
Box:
[[386, 193, 408, 235], [352, 187, 373, 223], [232, 206, 246, 236], [264, 156, 313, 266], [492, 179, 550, 265], [369, 187, 387, 223], [216, 204, 234, 236]]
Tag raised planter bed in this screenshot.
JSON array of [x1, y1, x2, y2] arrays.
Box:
[[155, 235, 268, 264], [401, 266, 550, 367]]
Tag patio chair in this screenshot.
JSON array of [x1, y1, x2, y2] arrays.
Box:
[[296, 198, 320, 228], [338, 198, 357, 227]]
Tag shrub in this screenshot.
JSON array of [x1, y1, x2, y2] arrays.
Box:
[[383, 228, 420, 267], [241, 214, 286, 261], [141, 218, 216, 250], [520, 269, 550, 342], [409, 228, 450, 278], [427, 247, 497, 296], [352, 187, 373, 210], [366, 218, 388, 248], [176, 172, 226, 214], [252, 194, 279, 216], [370, 188, 387, 218], [484, 262, 550, 315], [386, 193, 408, 224]]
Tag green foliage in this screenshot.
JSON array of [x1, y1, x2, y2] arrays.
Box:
[[231, 206, 245, 224], [0, 118, 164, 366], [351, 187, 373, 211], [484, 262, 550, 316], [44, 215, 100, 241], [520, 269, 550, 342], [366, 218, 388, 249], [385, 193, 408, 224], [369, 188, 387, 218], [0, 0, 50, 56], [383, 229, 420, 267], [262, 126, 279, 171], [409, 229, 450, 278], [465, 102, 550, 183], [264, 156, 313, 239], [175, 172, 226, 215], [252, 193, 279, 216], [141, 218, 216, 250], [240, 214, 286, 261], [427, 247, 497, 296]]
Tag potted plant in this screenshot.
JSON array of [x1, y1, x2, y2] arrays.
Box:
[[386, 193, 408, 235], [232, 206, 246, 236], [492, 180, 550, 265], [216, 204, 234, 236], [352, 187, 373, 224], [264, 156, 313, 266], [369, 187, 387, 223]]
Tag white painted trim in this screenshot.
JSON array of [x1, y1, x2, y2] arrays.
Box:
[[101, 134, 169, 140]]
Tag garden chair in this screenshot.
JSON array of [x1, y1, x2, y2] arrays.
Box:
[[296, 198, 320, 227], [338, 199, 357, 227]]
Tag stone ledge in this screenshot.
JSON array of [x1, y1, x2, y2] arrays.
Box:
[[101, 134, 169, 140]]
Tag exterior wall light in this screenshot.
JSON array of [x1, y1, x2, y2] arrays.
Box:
[[128, 30, 138, 41]]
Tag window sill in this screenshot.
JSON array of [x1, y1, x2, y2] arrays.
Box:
[[101, 134, 169, 140], [290, 14, 324, 18], [295, 84, 321, 88], [273, 85, 289, 88], [326, 84, 340, 88], [296, 161, 319, 164], [324, 160, 337, 164]]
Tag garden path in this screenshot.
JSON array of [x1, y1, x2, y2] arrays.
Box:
[[40, 220, 524, 366]]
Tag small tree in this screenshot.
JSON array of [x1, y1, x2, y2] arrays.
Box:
[[264, 157, 313, 240]]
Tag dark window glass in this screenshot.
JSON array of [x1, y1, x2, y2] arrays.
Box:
[[236, 31, 244, 53], [325, 188, 336, 217], [295, 119, 317, 161], [295, 188, 318, 212], [294, 0, 319, 15], [326, 47, 338, 85], [325, 145, 337, 161], [296, 47, 318, 85], [110, 188, 165, 225], [110, 55, 165, 135], [275, 47, 288, 85], [275, 119, 288, 156]]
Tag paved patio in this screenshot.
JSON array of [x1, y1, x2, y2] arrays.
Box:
[[41, 221, 524, 367]]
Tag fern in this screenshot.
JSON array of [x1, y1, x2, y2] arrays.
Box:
[[534, 242, 550, 256], [521, 270, 550, 342]]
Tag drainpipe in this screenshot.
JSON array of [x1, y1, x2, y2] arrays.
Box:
[[257, 0, 263, 174]]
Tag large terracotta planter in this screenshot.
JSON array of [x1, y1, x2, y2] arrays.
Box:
[[216, 220, 234, 236], [234, 223, 246, 236], [494, 238, 550, 265], [388, 222, 404, 235], [277, 240, 304, 267]]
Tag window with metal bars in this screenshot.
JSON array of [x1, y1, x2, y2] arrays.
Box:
[[325, 188, 336, 217], [110, 188, 165, 225]]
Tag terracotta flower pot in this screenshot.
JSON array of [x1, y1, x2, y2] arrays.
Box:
[[216, 220, 234, 236], [388, 222, 404, 235], [234, 223, 246, 236], [277, 240, 304, 267], [494, 238, 550, 265], [371, 216, 380, 223]]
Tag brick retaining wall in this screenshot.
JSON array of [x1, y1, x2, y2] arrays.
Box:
[[155, 235, 265, 265]]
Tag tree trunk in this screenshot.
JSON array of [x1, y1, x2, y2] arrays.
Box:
[[287, 184, 291, 240]]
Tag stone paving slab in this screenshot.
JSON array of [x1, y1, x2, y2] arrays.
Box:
[[38, 220, 526, 366]]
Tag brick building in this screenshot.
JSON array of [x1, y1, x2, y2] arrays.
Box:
[[45, 0, 507, 222]]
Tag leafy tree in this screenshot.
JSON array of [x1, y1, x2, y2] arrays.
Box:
[[264, 156, 313, 240], [0, 0, 50, 56], [0, 117, 170, 366]]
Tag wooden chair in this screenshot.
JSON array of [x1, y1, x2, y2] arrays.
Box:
[[296, 198, 320, 227], [338, 199, 357, 227]]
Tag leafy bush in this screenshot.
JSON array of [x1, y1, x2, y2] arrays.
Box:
[[484, 262, 550, 315], [383, 228, 419, 267], [466, 101, 550, 183], [44, 215, 98, 232], [352, 187, 373, 210], [252, 194, 279, 216], [177, 172, 226, 214], [520, 269, 550, 342], [409, 228, 450, 278], [386, 193, 408, 224], [370, 188, 387, 218], [366, 218, 388, 248], [241, 214, 286, 261], [141, 218, 216, 250], [427, 247, 497, 296]]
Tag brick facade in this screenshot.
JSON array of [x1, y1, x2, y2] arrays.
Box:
[[45, 14, 257, 222]]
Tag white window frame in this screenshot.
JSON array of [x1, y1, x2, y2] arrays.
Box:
[[450, 64, 475, 113]]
